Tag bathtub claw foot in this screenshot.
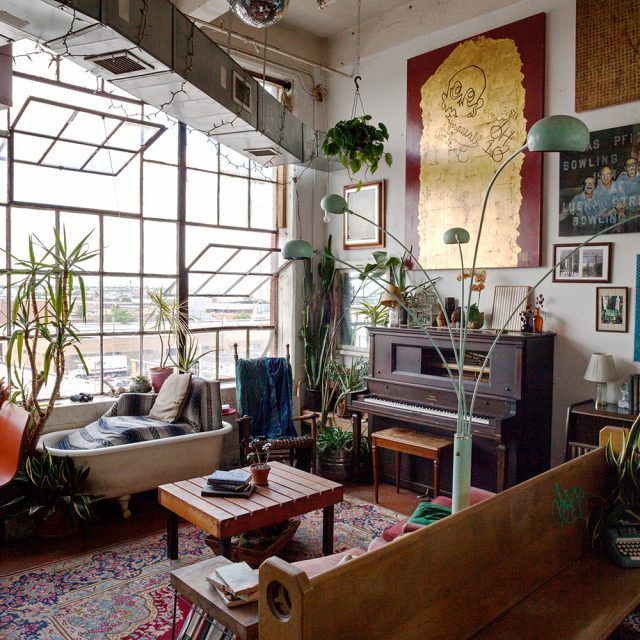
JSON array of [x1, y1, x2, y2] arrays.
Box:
[[117, 495, 132, 519]]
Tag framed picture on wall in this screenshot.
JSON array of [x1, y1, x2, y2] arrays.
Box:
[[596, 286, 629, 333], [552, 243, 612, 283], [343, 180, 385, 250]]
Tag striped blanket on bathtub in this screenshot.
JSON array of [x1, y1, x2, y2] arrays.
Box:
[[57, 377, 221, 450]]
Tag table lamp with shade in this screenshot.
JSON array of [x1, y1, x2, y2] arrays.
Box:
[[584, 353, 617, 410]]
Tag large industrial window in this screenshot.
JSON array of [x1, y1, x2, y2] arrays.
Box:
[[0, 41, 280, 396]]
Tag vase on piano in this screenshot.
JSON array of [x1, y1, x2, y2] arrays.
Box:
[[467, 304, 484, 330], [534, 308, 544, 334]]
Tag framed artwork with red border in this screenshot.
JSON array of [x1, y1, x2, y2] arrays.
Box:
[[405, 13, 545, 269]]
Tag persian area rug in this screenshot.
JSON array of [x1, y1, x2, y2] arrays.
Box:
[[0, 497, 401, 640]]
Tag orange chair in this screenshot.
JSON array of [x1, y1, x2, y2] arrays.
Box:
[[0, 403, 31, 488]]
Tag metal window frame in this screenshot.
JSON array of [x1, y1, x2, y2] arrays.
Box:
[[0, 64, 282, 396]]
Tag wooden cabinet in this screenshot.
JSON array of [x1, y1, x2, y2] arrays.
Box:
[[565, 400, 638, 459]]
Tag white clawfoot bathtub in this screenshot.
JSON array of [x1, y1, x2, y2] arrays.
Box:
[[38, 422, 232, 518]]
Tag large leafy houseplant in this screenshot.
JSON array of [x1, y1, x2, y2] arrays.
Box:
[[2, 447, 101, 534], [589, 414, 640, 542], [325, 357, 369, 418], [3, 229, 97, 454], [322, 115, 392, 188]]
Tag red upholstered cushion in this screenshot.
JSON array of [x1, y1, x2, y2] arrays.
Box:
[[291, 548, 366, 578], [381, 488, 496, 542]]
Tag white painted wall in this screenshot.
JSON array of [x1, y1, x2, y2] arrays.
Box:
[[323, 0, 640, 466]]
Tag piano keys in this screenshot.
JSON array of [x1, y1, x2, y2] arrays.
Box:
[[347, 326, 555, 494]]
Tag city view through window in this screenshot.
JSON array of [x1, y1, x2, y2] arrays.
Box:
[[0, 41, 281, 397]]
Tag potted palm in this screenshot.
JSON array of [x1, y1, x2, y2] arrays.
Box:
[[3, 229, 96, 454]]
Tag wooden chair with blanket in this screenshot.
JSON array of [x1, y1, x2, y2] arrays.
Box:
[[233, 343, 318, 473]]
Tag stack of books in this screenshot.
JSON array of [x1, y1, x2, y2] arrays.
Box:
[[627, 374, 640, 414], [201, 469, 253, 498], [207, 561, 259, 608], [177, 605, 229, 640]]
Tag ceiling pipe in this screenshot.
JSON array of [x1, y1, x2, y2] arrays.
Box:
[[191, 16, 352, 79]]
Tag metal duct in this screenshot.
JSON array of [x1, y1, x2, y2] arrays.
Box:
[[0, 0, 328, 168]]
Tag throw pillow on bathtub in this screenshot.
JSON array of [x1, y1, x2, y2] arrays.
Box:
[[148, 372, 192, 422]]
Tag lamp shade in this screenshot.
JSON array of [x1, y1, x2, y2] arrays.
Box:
[[321, 194, 349, 215], [282, 239, 313, 260], [443, 227, 470, 245], [584, 353, 617, 383], [526, 115, 590, 153]]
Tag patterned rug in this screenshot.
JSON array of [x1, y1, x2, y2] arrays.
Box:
[[0, 497, 402, 640]]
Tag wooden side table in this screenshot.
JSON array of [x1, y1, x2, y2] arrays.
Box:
[[565, 400, 638, 460], [371, 428, 452, 502], [171, 556, 258, 640]]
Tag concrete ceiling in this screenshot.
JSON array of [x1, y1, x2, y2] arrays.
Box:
[[174, 0, 412, 38]]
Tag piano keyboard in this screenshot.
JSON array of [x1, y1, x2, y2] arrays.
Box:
[[363, 396, 491, 425]]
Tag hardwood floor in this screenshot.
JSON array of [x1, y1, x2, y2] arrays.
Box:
[[0, 481, 421, 575]]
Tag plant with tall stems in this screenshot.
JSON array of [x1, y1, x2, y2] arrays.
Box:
[[3, 229, 97, 455], [316, 115, 640, 513]]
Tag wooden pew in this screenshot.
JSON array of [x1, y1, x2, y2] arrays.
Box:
[[258, 445, 640, 639]]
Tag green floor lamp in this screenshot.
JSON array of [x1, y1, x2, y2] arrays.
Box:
[[284, 115, 592, 512]]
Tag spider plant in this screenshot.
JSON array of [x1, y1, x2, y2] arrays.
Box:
[[355, 300, 388, 327], [2, 229, 97, 454], [589, 414, 640, 542]]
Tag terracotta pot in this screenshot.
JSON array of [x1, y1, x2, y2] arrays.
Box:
[[149, 366, 173, 392], [250, 464, 271, 486]]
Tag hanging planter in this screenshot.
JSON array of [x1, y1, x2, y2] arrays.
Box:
[[322, 115, 392, 189]]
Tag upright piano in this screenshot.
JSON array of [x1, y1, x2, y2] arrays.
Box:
[[347, 326, 555, 493]]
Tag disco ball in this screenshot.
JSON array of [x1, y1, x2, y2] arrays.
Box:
[[229, 0, 290, 28]]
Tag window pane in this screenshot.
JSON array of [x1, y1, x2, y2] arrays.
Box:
[[42, 140, 95, 170], [84, 148, 134, 174], [250, 160, 277, 182], [142, 333, 176, 375], [63, 111, 117, 144], [14, 158, 141, 213], [60, 339, 102, 398], [14, 100, 73, 136], [143, 162, 178, 219], [187, 129, 218, 171], [103, 333, 142, 385], [103, 218, 140, 273], [13, 133, 52, 162], [219, 175, 248, 227], [10, 208, 55, 263], [59, 57, 102, 91], [249, 329, 274, 358], [143, 109, 178, 164], [59, 211, 100, 272], [186, 169, 217, 224], [144, 221, 177, 274], [220, 330, 247, 379], [103, 276, 141, 333], [0, 138, 7, 203], [108, 120, 160, 151], [69, 275, 100, 334], [190, 332, 217, 379], [250, 180, 277, 229], [219, 145, 249, 176]]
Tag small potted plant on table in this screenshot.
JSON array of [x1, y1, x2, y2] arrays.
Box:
[[248, 439, 272, 486]]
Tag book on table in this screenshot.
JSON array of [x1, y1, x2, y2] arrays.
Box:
[[200, 483, 254, 498], [207, 469, 251, 487], [207, 560, 259, 607]]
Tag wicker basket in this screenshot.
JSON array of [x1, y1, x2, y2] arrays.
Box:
[[205, 519, 300, 567]]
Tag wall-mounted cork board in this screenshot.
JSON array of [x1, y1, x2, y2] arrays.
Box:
[[576, 0, 640, 112]]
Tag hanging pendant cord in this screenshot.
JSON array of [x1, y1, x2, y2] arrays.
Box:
[[350, 0, 365, 117]]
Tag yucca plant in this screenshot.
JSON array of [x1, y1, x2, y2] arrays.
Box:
[[3, 228, 97, 454], [2, 447, 100, 525], [588, 413, 640, 542]]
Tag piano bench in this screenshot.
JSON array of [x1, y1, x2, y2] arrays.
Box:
[[371, 427, 453, 503]]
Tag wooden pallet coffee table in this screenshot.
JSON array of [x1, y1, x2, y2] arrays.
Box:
[[159, 461, 343, 560]]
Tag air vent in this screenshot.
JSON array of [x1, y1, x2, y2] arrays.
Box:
[[86, 50, 152, 76], [0, 10, 28, 29], [245, 147, 279, 157]]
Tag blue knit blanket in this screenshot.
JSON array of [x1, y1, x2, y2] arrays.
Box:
[[235, 357, 296, 440]]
